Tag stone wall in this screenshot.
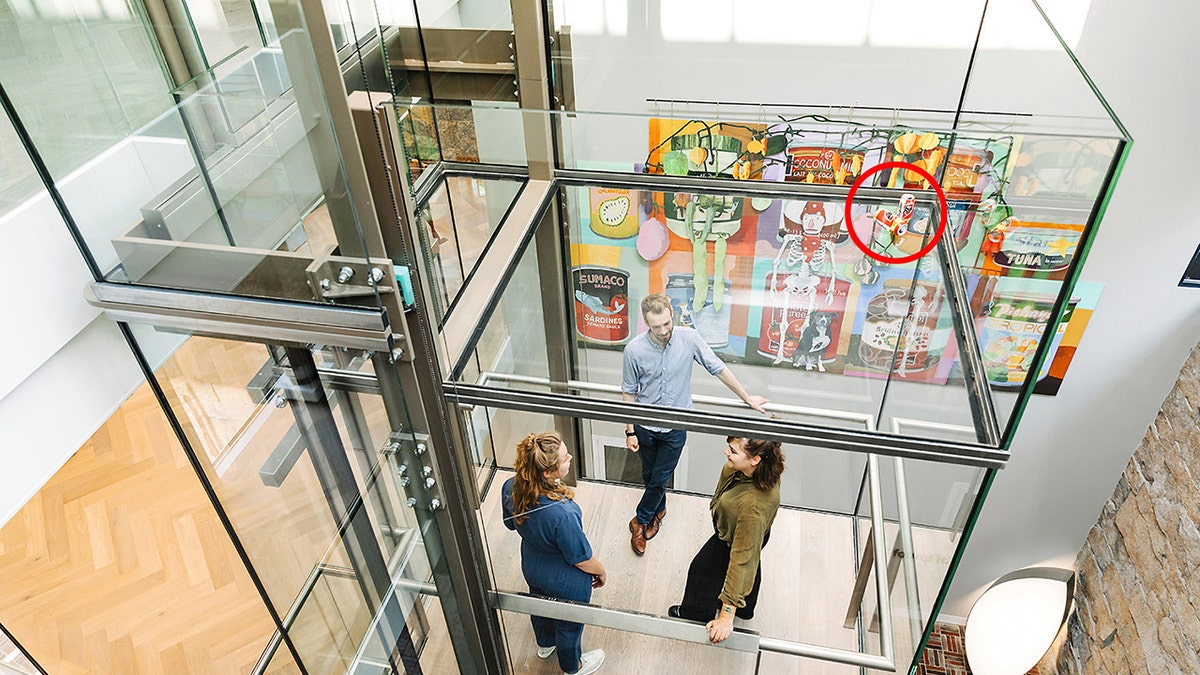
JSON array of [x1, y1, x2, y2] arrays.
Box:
[[1040, 344, 1200, 673]]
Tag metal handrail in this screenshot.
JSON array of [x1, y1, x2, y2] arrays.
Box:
[[475, 371, 876, 425], [483, 466, 897, 671]]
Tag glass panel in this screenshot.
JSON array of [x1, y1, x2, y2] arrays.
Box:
[[167, 0, 267, 70], [415, 175, 524, 323], [551, 0, 986, 117], [27, 25, 387, 306], [0, 0, 174, 211], [123, 323, 455, 673], [0, 380, 279, 673], [0, 627, 38, 675], [477, 440, 880, 662], [948, 131, 1122, 435], [963, 0, 1125, 139], [263, 641, 305, 674], [290, 559, 371, 673], [500, 610, 762, 674], [451, 225, 548, 382], [395, 101, 530, 184], [457, 182, 915, 434], [875, 236, 979, 443]]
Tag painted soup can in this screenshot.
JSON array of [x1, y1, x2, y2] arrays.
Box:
[[856, 279, 941, 374], [756, 271, 849, 362], [665, 273, 732, 348], [589, 187, 639, 239], [573, 266, 630, 344]]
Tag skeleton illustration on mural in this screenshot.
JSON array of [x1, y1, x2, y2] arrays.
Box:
[[768, 201, 841, 366]]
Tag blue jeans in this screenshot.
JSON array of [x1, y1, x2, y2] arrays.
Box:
[[633, 426, 687, 525], [529, 579, 586, 672]]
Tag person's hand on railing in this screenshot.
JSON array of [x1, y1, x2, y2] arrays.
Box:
[[747, 395, 770, 415]]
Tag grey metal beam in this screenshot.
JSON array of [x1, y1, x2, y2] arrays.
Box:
[[492, 592, 760, 654], [935, 230, 1001, 446], [443, 384, 1010, 469], [86, 284, 393, 351], [89, 282, 389, 331], [556, 168, 937, 205], [439, 180, 556, 377]]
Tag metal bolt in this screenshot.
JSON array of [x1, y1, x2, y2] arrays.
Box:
[[391, 347, 404, 362], [387, 442, 402, 455], [370, 267, 385, 284], [337, 266, 355, 283], [274, 395, 287, 409], [415, 443, 426, 455], [320, 278, 331, 291], [406, 497, 417, 508], [422, 466, 433, 477], [396, 464, 407, 475], [400, 476, 410, 487], [429, 498, 442, 510], [424, 477, 436, 489]]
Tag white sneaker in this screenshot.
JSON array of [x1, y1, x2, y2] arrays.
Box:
[[567, 649, 605, 675], [537, 645, 557, 659]]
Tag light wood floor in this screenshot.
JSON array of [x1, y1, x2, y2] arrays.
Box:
[[453, 469, 957, 675], [0, 382, 293, 675], [475, 470, 859, 675]]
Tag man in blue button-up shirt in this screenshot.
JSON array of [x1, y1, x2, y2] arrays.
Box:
[[621, 293, 769, 555]]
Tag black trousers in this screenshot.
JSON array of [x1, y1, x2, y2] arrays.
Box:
[[676, 530, 770, 622]]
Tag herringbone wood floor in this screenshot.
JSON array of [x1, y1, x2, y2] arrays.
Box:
[[0, 382, 295, 675]]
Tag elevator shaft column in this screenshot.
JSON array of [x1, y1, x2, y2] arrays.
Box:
[[283, 347, 421, 674], [511, 0, 581, 481]]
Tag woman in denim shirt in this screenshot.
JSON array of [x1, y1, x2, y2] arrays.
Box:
[[503, 431, 607, 674]]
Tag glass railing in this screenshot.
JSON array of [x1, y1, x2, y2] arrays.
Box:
[[395, 95, 1125, 448]]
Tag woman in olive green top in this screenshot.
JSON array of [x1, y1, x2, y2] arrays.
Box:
[[668, 437, 785, 644]]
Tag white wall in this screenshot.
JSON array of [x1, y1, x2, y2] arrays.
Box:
[[942, 0, 1200, 618], [0, 317, 144, 526], [0, 135, 194, 525]]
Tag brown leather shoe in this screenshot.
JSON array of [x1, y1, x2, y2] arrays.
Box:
[[629, 518, 646, 556], [644, 509, 667, 540]]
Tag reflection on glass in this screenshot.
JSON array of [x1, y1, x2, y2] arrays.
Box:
[[0, 0, 172, 209], [415, 175, 524, 323], [290, 562, 371, 673], [396, 102, 529, 183], [263, 642, 304, 675], [51, 35, 386, 305], [166, 0, 267, 70]]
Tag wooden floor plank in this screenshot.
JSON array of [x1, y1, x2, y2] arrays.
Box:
[[0, 384, 279, 674]]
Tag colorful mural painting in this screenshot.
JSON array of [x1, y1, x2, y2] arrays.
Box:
[[566, 118, 1100, 396]]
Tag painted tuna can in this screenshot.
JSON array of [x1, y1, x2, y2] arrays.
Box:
[[573, 266, 630, 344]]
